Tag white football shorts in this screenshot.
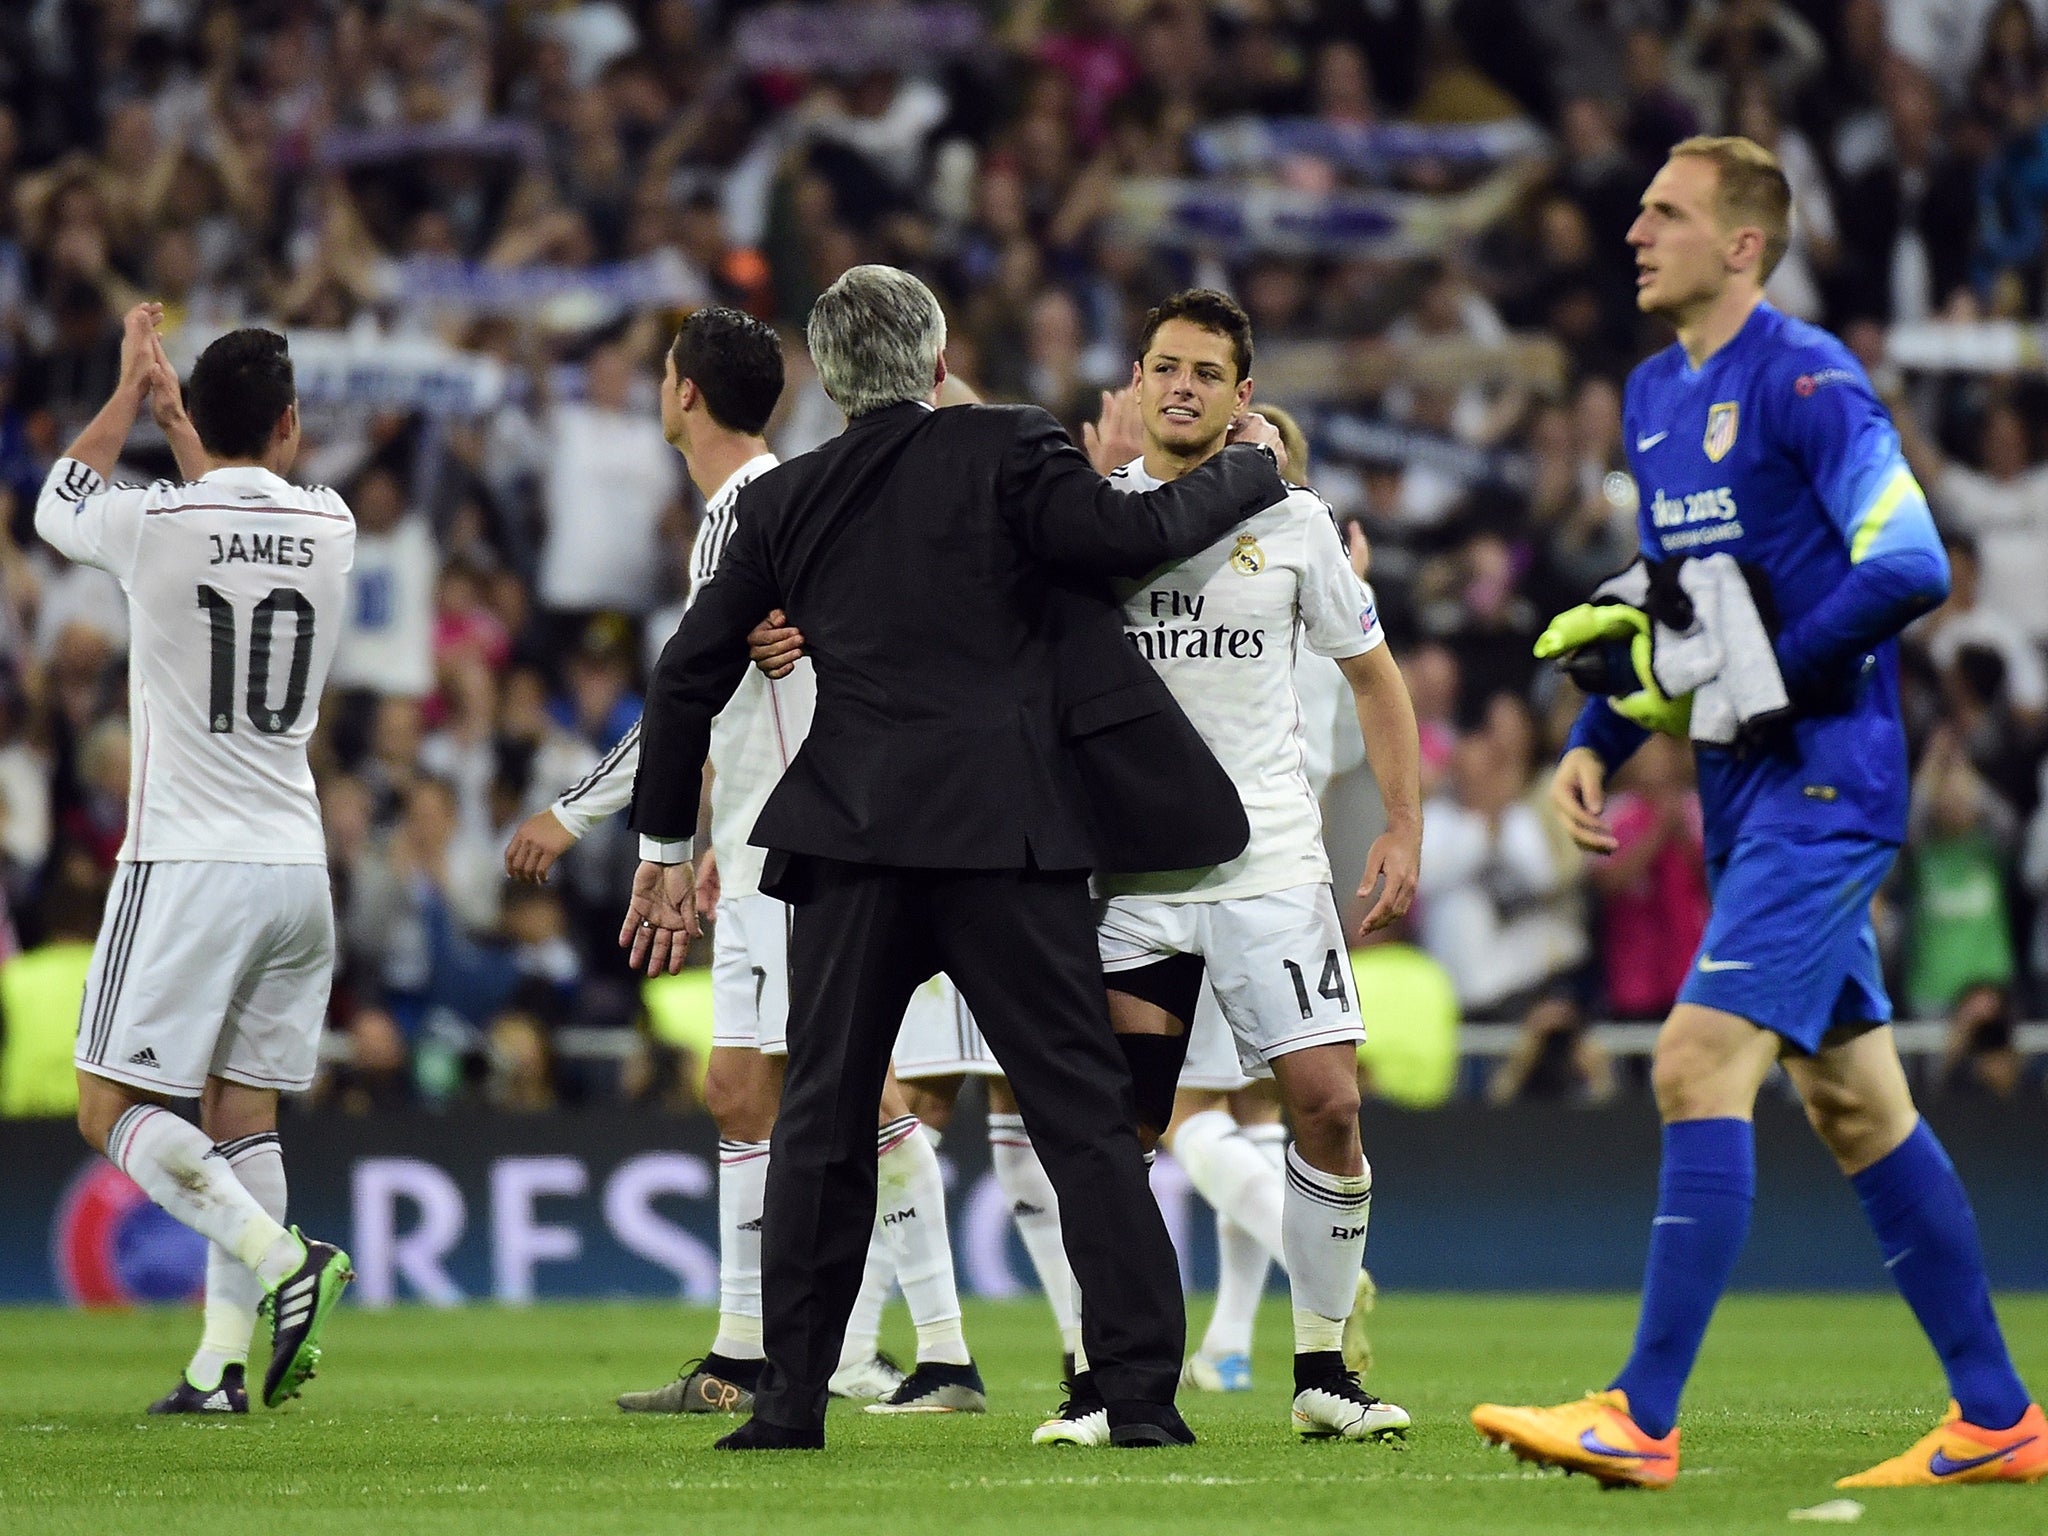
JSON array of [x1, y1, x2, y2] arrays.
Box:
[[710, 891, 791, 1056], [1180, 981, 1259, 1091], [75, 860, 335, 1096], [892, 973, 1001, 1080], [1099, 882, 1364, 1079]]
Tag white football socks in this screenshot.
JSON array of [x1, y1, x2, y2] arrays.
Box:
[[988, 1112, 1081, 1355], [1170, 1107, 1284, 1264], [877, 1116, 970, 1365], [187, 1131, 286, 1389], [106, 1105, 301, 1285], [711, 1139, 770, 1360], [1283, 1143, 1371, 1355], [839, 1227, 896, 1370], [1201, 1121, 1285, 1360]]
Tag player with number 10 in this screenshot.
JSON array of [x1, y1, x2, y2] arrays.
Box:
[[35, 308, 356, 1415]]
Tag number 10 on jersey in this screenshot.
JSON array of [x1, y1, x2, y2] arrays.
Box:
[[197, 584, 316, 735]]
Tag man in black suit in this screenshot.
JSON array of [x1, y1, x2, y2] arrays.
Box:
[[626, 264, 1288, 1449]]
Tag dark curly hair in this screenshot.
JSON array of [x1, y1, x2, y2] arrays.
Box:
[[1136, 289, 1254, 384]]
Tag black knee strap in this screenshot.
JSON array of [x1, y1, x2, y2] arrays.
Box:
[[1108, 953, 1203, 1132], [1117, 1032, 1190, 1134], [1107, 952, 1205, 1023]]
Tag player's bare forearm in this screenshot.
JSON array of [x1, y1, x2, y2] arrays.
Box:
[[1343, 646, 1422, 840], [62, 303, 163, 478], [1341, 645, 1421, 932], [506, 808, 577, 883]]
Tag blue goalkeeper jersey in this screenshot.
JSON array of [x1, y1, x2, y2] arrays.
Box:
[[1572, 302, 1947, 859]]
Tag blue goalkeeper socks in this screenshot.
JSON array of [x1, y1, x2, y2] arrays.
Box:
[[1610, 1117, 1755, 1439], [1851, 1118, 2030, 1432]]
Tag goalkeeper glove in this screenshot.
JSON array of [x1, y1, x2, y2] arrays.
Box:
[[1534, 602, 1692, 739]]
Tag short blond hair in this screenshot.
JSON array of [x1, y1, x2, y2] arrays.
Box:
[[1257, 403, 1311, 486], [1667, 135, 1791, 280]]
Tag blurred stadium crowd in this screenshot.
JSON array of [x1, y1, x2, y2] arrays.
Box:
[[0, 0, 2046, 1117]]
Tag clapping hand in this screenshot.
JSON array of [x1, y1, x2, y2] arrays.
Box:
[[1082, 374, 1144, 475]]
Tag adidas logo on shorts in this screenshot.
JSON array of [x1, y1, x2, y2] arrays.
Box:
[[127, 1048, 160, 1069], [1012, 1201, 1046, 1218]]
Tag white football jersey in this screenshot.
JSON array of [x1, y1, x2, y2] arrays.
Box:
[[36, 459, 355, 865], [554, 453, 814, 900], [1100, 456, 1383, 903]]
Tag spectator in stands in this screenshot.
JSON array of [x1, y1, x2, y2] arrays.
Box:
[[1972, 18, 2048, 309], [1485, 995, 1616, 1105], [1937, 981, 2024, 1100], [1832, 61, 1979, 324], [1913, 532, 2048, 737], [1903, 726, 2019, 1019], [321, 1006, 414, 1116], [1893, 395, 2048, 640], [347, 774, 505, 1035], [59, 716, 127, 874], [1418, 722, 1588, 1020], [1590, 734, 1709, 1020], [1727, 72, 1838, 321], [330, 463, 438, 701], [535, 341, 684, 640], [2022, 757, 2048, 1007]]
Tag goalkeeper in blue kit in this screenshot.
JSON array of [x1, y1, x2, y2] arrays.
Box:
[[1471, 136, 2042, 1491]]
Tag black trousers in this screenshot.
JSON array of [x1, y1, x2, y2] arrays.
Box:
[[750, 859, 1185, 1429]]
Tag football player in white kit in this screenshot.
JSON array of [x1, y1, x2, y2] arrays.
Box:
[[1161, 406, 1377, 1394], [506, 308, 983, 1415], [42, 307, 356, 1414], [1037, 291, 1422, 1447]]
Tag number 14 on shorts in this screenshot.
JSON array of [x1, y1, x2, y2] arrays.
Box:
[[1282, 950, 1351, 1020]]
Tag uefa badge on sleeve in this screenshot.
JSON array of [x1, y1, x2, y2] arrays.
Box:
[[1704, 401, 1739, 463]]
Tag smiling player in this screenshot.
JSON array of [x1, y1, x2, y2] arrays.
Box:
[[1036, 290, 1422, 1448], [1471, 137, 2044, 1491]]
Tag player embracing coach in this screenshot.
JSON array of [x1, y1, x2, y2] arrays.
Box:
[[624, 264, 1290, 1451]]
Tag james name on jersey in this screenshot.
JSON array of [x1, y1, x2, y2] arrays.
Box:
[[209, 531, 318, 568]]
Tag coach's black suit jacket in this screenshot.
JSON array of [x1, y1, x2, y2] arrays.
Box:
[[632, 402, 1266, 874], [631, 400, 1284, 1432]]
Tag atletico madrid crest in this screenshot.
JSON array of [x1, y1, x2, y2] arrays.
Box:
[[1704, 401, 1739, 462]]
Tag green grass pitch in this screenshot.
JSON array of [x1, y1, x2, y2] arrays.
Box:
[[4, 1294, 2045, 1535]]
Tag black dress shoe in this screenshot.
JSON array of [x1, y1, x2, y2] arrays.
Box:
[[713, 1416, 826, 1451], [1106, 1399, 1195, 1447]]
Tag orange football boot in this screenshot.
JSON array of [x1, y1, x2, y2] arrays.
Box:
[[1837, 1401, 2048, 1489], [1471, 1389, 1680, 1489]]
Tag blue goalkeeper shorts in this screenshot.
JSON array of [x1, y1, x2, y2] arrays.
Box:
[[1678, 828, 1896, 1054]]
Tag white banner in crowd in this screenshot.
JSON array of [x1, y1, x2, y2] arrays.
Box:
[[386, 249, 709, 328], [1112, 162, 1539, 259], [1886, 320, 2048, 374], [167, 326, 513, 415], [1189, 117, 1551, 179], [732, 2, 984, 72]]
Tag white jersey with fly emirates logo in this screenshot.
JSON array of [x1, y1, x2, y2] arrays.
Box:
[[1100, 456, 1382, 904], [36, 459, 354, 865]]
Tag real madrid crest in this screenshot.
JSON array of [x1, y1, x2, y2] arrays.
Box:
[[1230, 534, 1265, 574], [1704, 401, 1739, 463]]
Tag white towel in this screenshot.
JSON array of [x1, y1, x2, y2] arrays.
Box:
[[1592, 554, 1790, 747]]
